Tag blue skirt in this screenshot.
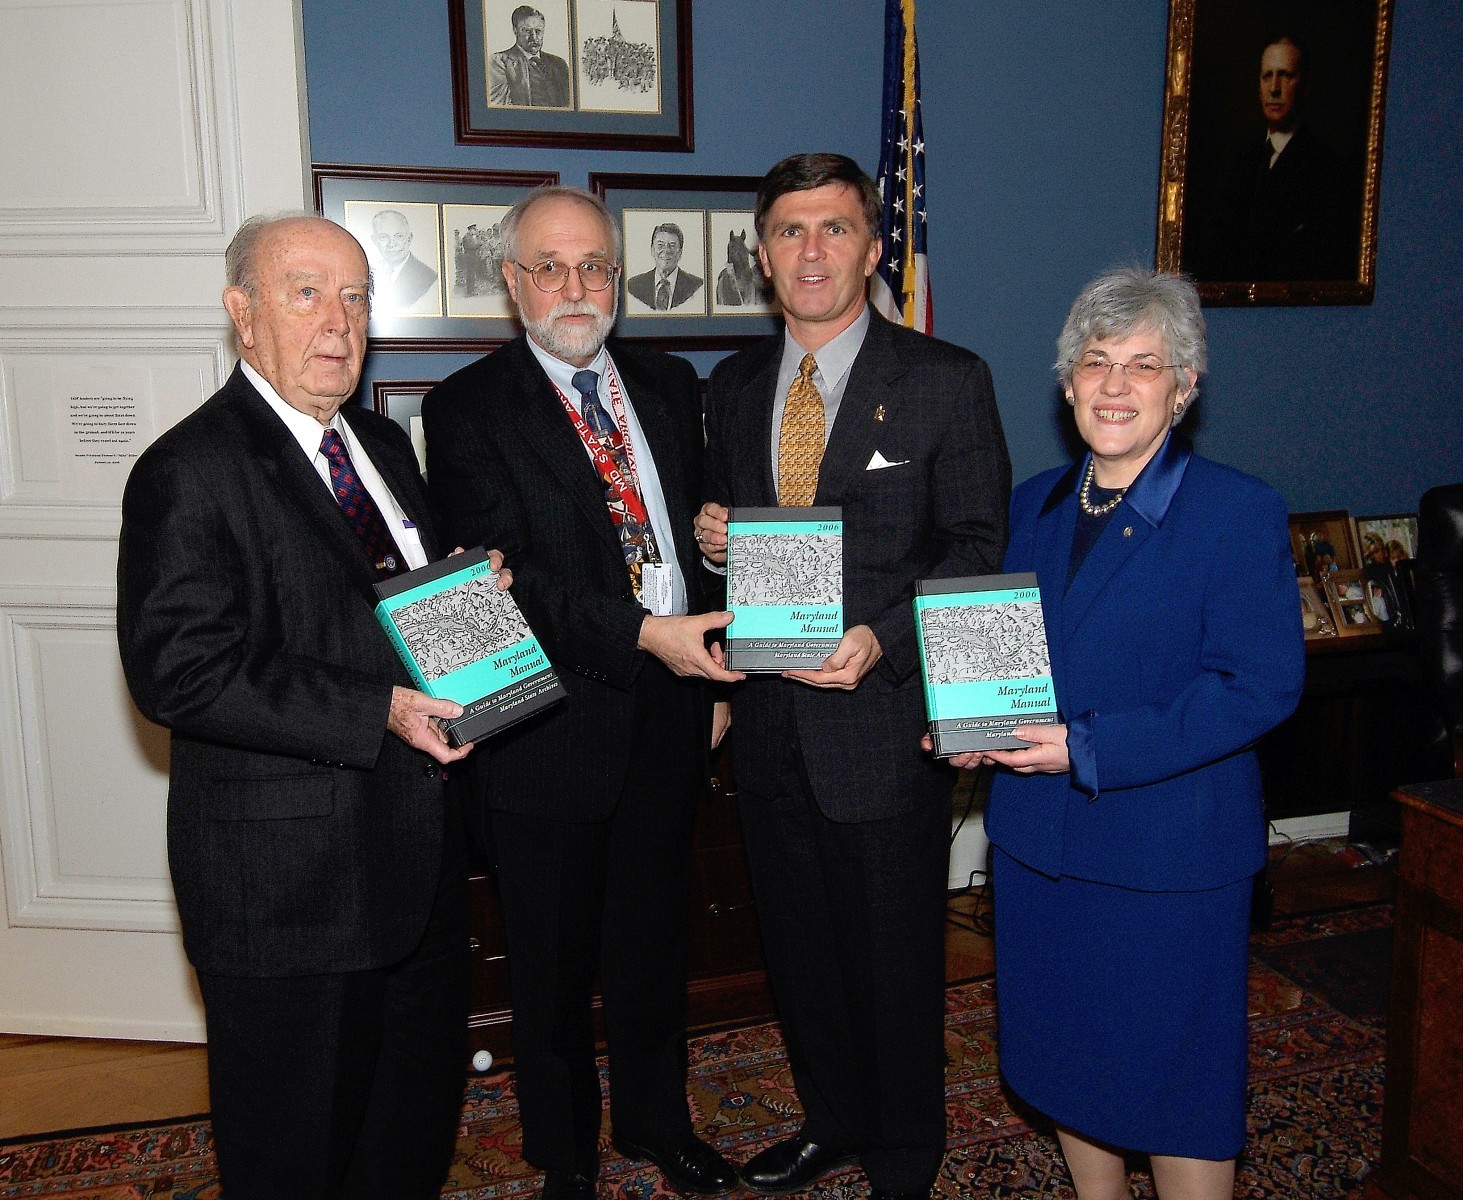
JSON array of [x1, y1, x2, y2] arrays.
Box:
[[992, 848, 1253, 1160]]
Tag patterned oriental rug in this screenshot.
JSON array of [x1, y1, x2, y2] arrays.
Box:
[[0, 904, 1390, 1199]]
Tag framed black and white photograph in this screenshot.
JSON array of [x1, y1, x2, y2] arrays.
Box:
[[1155, 0, 1395, 305], [590, 173, 781, 349], [707, 211, 769, 315], [370, 380, 438, 475], [451, 0, 692, 151], [622, 209, 707, 317], [314, 164, 557, 350], [342, 201, 445, 320], [442, 204, 514, 319]]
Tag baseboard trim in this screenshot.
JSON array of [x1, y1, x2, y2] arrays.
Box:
[[1269, 811, 1351, 845]]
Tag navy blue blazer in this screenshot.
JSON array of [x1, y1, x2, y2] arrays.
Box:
[[984, 435, 1304, 892]]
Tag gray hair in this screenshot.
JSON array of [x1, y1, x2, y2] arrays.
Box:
[[1054, 267, 1206, 419], [224, 211, 373, 301], [499, 186, 622, 265]]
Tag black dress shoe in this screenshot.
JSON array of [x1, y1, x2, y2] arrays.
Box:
[[541, 1169, 596, 1200], [612, 1133, 738, 1196], [740, 1134, 860, 1194]]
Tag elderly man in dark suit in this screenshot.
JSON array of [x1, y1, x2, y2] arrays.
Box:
[[117, 213, 497, 1199], [694, 154, 1011, 1200], [422, 186, 741, 1200]]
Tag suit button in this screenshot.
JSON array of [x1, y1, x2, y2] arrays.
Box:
[[423, 763, 439, 779]]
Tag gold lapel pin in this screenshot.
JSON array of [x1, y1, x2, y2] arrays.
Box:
[[873, 404, 886, 422]]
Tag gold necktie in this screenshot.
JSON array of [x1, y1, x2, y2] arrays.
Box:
[[777, 353, 825, 507]]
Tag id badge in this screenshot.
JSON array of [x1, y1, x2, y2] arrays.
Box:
[[641, 563, 675, 616]]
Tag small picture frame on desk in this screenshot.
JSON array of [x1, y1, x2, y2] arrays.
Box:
[[1299, 577, 1338, 641], [1325, 568, 1382, 636], [1288, 509, 1361, 584]]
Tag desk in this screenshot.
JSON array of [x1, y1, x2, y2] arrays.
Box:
[[1364, 778, 1463, 1200]]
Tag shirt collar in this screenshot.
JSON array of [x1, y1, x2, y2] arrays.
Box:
[[240, 360, 343, 458], [1041, 432, 1193, 526], [526, 336, 610, 406], [781, 304, 871, 392]]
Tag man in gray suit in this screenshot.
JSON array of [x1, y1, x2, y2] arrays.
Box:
[[489, 5, 571, 108], [695, 154, 1010, 1200], [117, 213, 502, 1199]]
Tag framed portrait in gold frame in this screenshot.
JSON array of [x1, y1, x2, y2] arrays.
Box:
[[1155, 0, 1395, 306]]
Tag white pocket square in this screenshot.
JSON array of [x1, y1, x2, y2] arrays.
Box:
[[866, 450, 910, 470]]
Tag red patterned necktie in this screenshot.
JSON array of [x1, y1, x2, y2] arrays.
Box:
[[572, 369, 660, 598], [319, 429, 407, 578]]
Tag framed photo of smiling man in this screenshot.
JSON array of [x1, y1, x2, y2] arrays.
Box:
[[1155, 0, 1395, 305]]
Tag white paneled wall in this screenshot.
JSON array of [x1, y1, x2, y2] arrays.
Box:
[[0, 0, 310, 1040]]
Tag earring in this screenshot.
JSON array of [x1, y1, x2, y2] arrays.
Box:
[[1065, 393, 1075, 407], [1173, 401, 1184, 416]]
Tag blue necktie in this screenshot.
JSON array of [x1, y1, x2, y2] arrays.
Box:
[[572, 370, 659, 594]]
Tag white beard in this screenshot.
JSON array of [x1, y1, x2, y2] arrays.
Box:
[[524, 295, 617, 364]]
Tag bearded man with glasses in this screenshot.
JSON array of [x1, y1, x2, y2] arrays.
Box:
[[423, 186, 741, 1200]]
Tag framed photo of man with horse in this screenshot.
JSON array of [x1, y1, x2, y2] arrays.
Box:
[[590, 173, 783, 350]]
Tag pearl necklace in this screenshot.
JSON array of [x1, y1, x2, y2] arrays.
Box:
[[1078, 458, 1127, 517]]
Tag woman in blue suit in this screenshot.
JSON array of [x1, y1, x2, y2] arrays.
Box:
[[960, 269, 1304, 1198]]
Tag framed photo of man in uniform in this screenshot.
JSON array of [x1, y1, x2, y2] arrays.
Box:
[[1154, 0, 1395, 305]]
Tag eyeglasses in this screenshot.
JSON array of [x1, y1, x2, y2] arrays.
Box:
[[514, 259, 620, 293], [1071, 355, 1179, 384]]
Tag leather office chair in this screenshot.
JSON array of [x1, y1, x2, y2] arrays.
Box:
[[1415, 483, 1463, 777]]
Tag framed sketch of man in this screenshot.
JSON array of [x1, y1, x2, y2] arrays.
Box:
[[623, 209, 707, 317], [1155, 0, 1395, 305], [343, 202, 444, 320], [589, 173, 783, 349], [451, 0, 691, 150], [484, 0, 573, 111], [314, 164, 557, 349]]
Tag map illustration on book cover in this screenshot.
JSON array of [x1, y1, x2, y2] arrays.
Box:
[[374, 547, 565, 747], [914, 572, 1060, 754], [724, 506, 843, 671]]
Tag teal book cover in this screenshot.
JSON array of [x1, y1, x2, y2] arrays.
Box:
[[724, 506, 843, 671], [374, 547, 565, 747], [914, 572, 1060, 754]]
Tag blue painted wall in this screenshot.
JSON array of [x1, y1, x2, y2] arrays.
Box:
[[302, 0, 1461, 512]]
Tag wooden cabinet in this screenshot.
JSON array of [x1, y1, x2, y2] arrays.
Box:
[[1259, 635, 1443, 830], [466, 767, 772, 1060], [1365, 780, 1463, 1200]]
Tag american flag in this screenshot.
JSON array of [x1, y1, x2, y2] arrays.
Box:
[[870, 0, 933, 335]]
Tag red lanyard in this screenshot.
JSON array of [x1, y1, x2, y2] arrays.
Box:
[[554, 361, 652, 529]]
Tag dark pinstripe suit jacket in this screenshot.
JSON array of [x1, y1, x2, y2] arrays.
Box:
[[704, 310, 1012, 820], [421, 335, 710, 820], [117, 366, 447, 977]]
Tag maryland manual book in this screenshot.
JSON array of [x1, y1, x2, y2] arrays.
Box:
[[724, 506, 843, 671], [374, 547, 565, 747], [914, 572, 1060, 755]]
